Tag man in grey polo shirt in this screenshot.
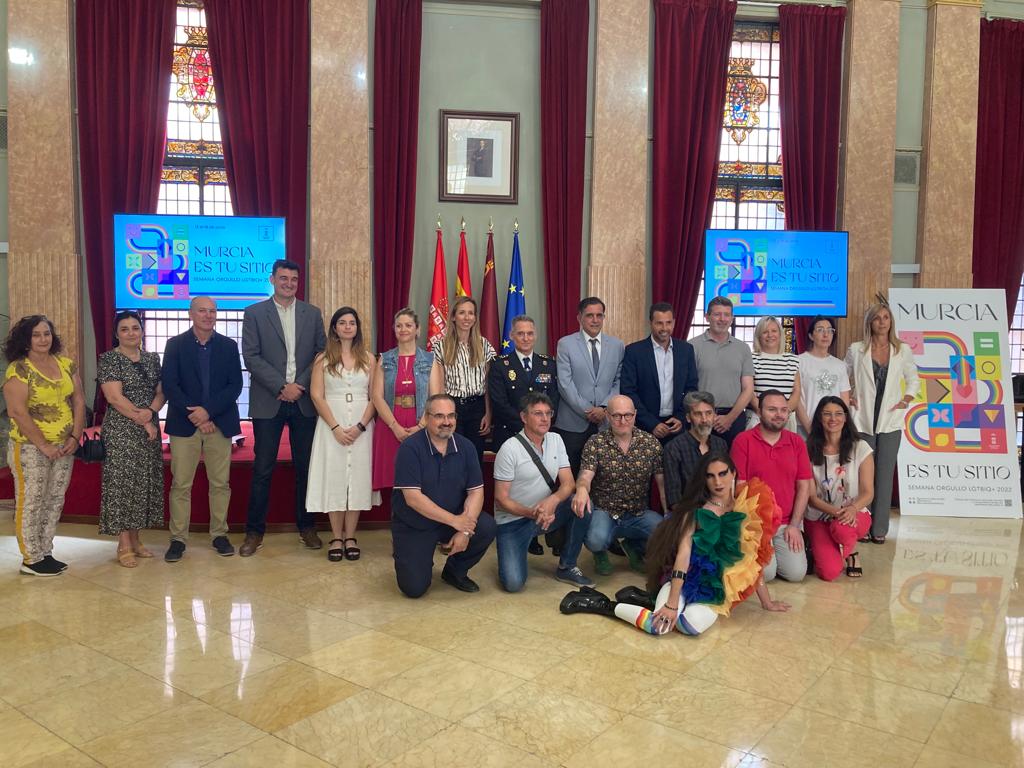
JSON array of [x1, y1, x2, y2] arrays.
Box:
[[692, 296, 754, 448], [493, 392, 593, 592]]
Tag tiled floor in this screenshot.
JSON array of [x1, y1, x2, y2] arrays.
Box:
[[0, 511, 1021, 767]]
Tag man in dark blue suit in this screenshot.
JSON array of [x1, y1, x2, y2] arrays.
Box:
[[161, 296, 243, 563], [620, 303, 698, 443]]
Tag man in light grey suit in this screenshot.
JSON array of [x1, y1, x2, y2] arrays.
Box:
[[239, 259, 327, 556], [555, 297, 625, 477]]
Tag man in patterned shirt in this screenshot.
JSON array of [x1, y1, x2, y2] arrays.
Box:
[[572, 395, 666, 575]]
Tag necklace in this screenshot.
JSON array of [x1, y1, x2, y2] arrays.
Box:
[[706, 498, 731, 509]]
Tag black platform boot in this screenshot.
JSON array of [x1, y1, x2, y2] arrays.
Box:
[[559, 587, 616, 616], [614, 585, 655, 611]]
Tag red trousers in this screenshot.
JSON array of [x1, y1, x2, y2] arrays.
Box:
[[804, 510, 871, 581]]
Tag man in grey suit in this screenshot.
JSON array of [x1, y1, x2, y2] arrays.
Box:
[[239, 259, 327, 556], [555, 297, 625, 476]]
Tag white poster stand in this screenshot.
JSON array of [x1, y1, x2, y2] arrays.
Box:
[[891, 288, 1022, 519]]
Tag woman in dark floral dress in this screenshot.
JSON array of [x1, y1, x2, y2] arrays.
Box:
[[98, 311, 165, 567]]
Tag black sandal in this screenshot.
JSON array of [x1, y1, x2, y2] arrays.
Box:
[[327, 539, 344, 562], [845, 552, 863, 578], [343, 537, 361, 561], [869, 535, 886, 545]]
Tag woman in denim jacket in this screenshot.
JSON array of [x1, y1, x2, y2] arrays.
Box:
[[371, 308, 433, 492]]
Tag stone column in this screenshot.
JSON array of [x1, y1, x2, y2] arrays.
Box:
[[837, 0, 902, 351], [7, 0, 80, 359], [588, 0, 648, 344], [308, 0, 373, 329], [915, 0, 981, 289]]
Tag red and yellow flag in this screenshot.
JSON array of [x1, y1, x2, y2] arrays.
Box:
[[455, 230, 473, 298]]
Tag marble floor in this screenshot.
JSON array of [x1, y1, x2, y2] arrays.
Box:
[[0, 510, 1021, 768]]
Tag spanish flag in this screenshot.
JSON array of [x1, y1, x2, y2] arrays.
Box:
[[455, 230, 473, 298]]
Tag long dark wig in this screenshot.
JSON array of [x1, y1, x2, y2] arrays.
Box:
[[644, 452, 736, 595], [806, 395, 857, 466]]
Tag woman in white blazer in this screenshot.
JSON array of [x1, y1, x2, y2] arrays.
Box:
[[844, 302, 920, 543]]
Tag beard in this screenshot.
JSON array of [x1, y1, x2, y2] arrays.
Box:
[[693, 423, 713, 440]]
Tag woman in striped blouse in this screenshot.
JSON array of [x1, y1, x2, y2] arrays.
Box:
[[749, 316, 800, 431], [429, 295, 497, 462]]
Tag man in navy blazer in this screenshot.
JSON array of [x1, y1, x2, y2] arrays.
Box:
[[554, 297, 624, 475], [240, 259, 327, 556], [621, 302, 698, 443], [161, 296, 243, 562]]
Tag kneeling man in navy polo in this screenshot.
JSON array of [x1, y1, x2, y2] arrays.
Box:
[[391, 393, 497, 597], [493, 392, 593, 592]]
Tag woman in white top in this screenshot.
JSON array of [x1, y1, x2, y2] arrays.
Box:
[[307, 307, 379, 562], [805, 397, 874, 580], [429, 295, 496, 464], [844, 302, 920, 544], [749, 316, 800, 431], [796, 315, 850, 435]]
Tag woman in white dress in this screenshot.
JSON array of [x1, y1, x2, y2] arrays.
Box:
[[749, 316, 800, 431], [307, 306, 379, 561]]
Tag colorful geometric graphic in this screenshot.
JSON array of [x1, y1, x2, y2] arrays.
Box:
[[903, 330, 1007, 453]]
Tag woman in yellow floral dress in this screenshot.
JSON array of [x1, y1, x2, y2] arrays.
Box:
[[3, 315, 86, 576]]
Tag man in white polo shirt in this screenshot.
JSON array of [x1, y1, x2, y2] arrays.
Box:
[[493, 392, 594, 592]]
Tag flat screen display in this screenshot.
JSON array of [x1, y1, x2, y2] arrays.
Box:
[[703, 229, 849, 317], [113, 213, 285, 310]]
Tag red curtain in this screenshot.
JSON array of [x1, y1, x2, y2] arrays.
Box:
[[651, 0, 736, 338], [973, 19, 1024, 323], [373, 0, 423, 351], [778, 4, 846, 352], [205, 0, 310, 294], [76, 0, 176, 351], [540, 0, 589, 354]]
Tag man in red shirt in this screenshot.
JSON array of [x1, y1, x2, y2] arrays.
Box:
[[731, 389, 811, 582]]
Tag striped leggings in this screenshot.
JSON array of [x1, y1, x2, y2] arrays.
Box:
[[10, 441, 73, 565]]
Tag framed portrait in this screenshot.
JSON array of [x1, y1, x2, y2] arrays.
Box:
[[439, 110, 519, 204]]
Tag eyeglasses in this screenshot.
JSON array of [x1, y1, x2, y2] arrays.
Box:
[[813, 327, 835, 335], [609, 413, 636, 421], [427, 412, 456, 421]]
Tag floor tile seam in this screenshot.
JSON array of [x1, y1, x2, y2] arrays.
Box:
[[521, 707, 625, 768], [75, 697, 263, 764], [659, 669, 794, 711], [823, 655, 967, 699], [373, 669, 530, 722], [194, 725, 266, 767], [623, 704, 796, 756], [767, 703, 932, 754], [948, 683, 1022, 715], [2, 694, 80, 743]]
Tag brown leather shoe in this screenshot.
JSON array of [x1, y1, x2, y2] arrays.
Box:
[[299, 528, 323, 550], [239, 533, 263, 557]]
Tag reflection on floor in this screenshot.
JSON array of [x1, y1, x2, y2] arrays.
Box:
[[0, 511, 1021, 768]]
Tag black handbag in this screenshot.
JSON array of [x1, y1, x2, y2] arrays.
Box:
[[74, 428, 106, 463]]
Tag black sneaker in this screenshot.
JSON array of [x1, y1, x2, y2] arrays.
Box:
[[20, 559, 63, 577], [164, 540, 186, 563], [440, 567, 480, 593], [43, 555, 68, 572], [211, 536, 235, 557]]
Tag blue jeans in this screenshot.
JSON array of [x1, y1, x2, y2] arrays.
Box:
[[496, 498, 590, 592], [585, 508, 663, 554], [245, 402, 317, 535]]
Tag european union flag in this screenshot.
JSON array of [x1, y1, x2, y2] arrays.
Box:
[[501, 231, 526, 354]]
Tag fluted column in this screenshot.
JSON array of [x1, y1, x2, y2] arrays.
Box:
[[915, 0, 981, 289], [837, 0, 901, 351], [308, 0, 372, 327], [588, 0, 649, 344], [7, 0, 80, 359]]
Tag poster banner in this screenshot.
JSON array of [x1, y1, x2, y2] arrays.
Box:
[[892, 288, 1022, 518]]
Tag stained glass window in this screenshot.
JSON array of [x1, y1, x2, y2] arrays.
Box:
[[150, 1, 249, 417], [690, 22, 785, 348]]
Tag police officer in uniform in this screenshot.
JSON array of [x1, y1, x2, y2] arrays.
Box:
[[489, 315, 560, 449], [488, 314, 561, 555]]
